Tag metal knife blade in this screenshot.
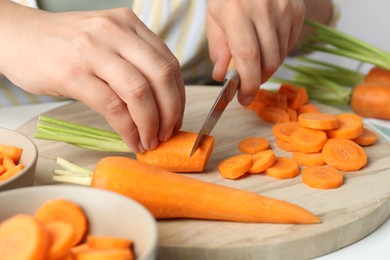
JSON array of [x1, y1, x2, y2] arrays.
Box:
[[190, 64, 240, 156]]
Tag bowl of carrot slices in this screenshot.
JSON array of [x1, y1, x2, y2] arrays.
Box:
[[0, 127, 38, 191], [0, 185, 158, 260]]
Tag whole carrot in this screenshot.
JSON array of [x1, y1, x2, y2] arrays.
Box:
[[91, 157, 320, 224]]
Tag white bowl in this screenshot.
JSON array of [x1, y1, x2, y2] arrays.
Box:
[[0, 185, 158, 260], [0, 127, 38, 191]]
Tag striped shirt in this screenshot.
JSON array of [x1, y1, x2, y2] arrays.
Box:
[[2, 0, 212, 106]]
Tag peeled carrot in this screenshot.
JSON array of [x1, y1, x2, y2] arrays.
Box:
[[322, 138, 367, 172], [218, 154, 252, 179], [293, 151, 325, 167], [264, 157, 300, 180], [238, 137, 269, 154], [44, 220, 75, 260], [325, 113, 363, 139], [302, 166, 344, 189], [272, 122, 300, 142], [298, 112, 339, 130], [136, 131, 215, 173], [248, 149, 276, 174], [0, 144, 23, 163], [289, 127, 328, 153], [351, 82, 390, 120], [258, 106, 290, 123], [352, 127, 378, 146], [298, 103, 319, 114], [91, 157, 320, 224], [35, 199, 88, 247], [0, 214, 50, 260], [364, 67, 390, 84], [87, 235, 133, 250]]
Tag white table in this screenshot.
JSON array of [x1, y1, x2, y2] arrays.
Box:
[[1, 101, 390, 260]]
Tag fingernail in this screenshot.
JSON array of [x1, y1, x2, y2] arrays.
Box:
[[149, 137, 159, 150], [242, 96, 254, 106], [137, 142, 145, 154], [160, 128, 173, 142]]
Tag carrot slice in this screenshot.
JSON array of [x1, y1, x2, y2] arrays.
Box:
[[245, 100, 267, 114], [218, 154, 252, 179], [298, 103, 319, 114], [264, 157, 299, 179], [71, 243, 90, 255], [325, 113, 363, 139], [0, 151, 4, 165], [2, 156, 15, 171], [0, 144, 23, 163], [75, 248, 134, 260], [238, 137, 269, 154], [287, 108, 298, 122], [289, 127, 328, 153], [258, 107, 290, 123], [0, 163, 25, 182], [34, 199, 88, 247], [248, 149, 276, 174], [278, 83, 298, 102], [0, 214, 50, 260], [293, 151, 325, 167], [0, 165, 5, 176], [298, 113, 339, 130], [272, 122, 300, 142], [136, 131, 215, 172], [289, 87, 309, 110], [322, 138, 367, 171], [44, 220, 75, 260], [87, 235, 133, 250], [275, 138, 295, 152], [276, 89, 288, 110], [302, 166, 344, 189], [352, 127, 378, 146], [254, 89, 277, 106]]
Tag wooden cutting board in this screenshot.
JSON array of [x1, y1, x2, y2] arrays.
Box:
[[17, 86, 390, 260]]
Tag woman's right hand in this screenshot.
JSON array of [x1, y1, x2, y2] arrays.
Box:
[[0, 1, 185, 153]]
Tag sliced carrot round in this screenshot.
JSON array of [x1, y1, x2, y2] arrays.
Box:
[[272, 122, 300, 142], [35, 199, 88, 247], [322, 138, 367, 171], [218, 154, 252, 179], [352, 127, 378, 146], [248, 149, 276, 174], [275, 138, 295, 152], [289, 127, 328, 153], [238, 137, 269, 154], [258, 107, 290, 123], [87, 235, 133, 250], [325, 113, 363, 139], [302, 166, 344, 189], [293, 151, 325, 167], [264, 157, 299, 179], [44, 220, 75, 260], [298, 103, 319, 114], [0, 214, 49, 260], [298, 112, 339, 130]]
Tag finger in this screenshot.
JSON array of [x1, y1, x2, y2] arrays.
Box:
[[67, 75, 144, 154]]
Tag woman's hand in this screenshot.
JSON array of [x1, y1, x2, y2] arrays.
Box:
[[206, 0, 305, 105], [0, 1, 185, 153]]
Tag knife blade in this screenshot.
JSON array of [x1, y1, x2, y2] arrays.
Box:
[[190, 62, 240, 156]]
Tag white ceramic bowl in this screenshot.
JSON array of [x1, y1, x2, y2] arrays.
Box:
[[0, 127, 38, 191], [0, 185, 158, 260]]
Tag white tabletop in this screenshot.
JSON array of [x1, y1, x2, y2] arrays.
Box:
[[1, 101, 389, 260]]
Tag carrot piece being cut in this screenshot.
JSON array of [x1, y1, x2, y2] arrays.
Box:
[[218, 154, 252, 179], [289, 127, 328, 153], [44, 220, 75, 260], [87, 235, 133, 250], [322, 138, 367, 172], [0, 214, 50, 260], [92, 157, 320, 224], [248, 149, 276, 174], [325, 113, 363, 139], [264, 157, 300, 180], [352, 127, 378, 146], [34, 199, 88, 247], [258, 107, 290, 123], [293, 151, 325, 167], [238, 137, 269, 154], [302, 166, 344, 189], [272, 122, 300, 142], [0, 144, 23, 163], [298, 113, 339, 130], [136, 131, 215, 172]]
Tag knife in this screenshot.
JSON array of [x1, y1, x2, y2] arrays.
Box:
[[190, 61, 240, 156]]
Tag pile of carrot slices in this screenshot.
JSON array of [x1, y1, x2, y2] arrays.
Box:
[[0, 144, 25, 182], [219, 84, 378, 190], [0, 198, 135, 259]]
